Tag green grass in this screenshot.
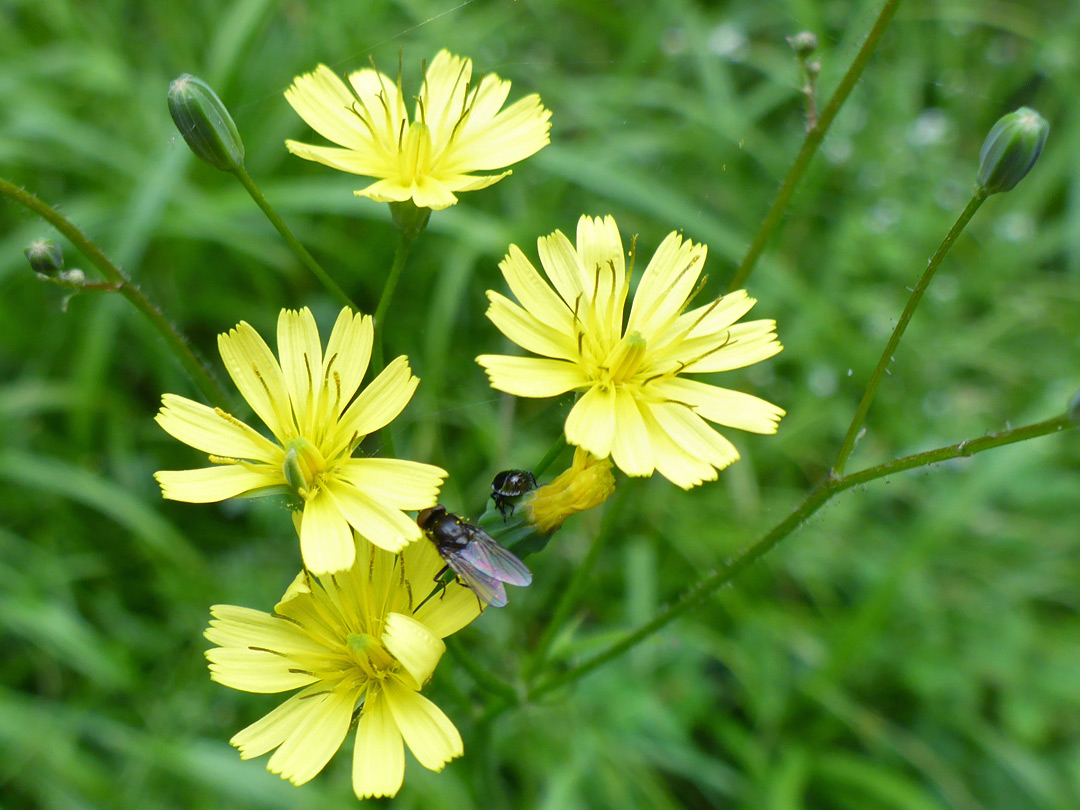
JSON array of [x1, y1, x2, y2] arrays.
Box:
[[3, 0, 1080, 807]]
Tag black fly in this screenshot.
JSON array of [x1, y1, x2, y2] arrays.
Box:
[[417, 505, 532, 607], [490, 469, 537, 520]]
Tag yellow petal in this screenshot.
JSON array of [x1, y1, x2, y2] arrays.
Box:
[[440, 170, 511, 193], [536, 228, 586, 308], [347, 68, 407, 156], [498, 243, 575, 334], [626, 231, 707, 337], [206, 647, 318, 693], [485, 291, 578, 360], [651, 377, 785, 434], [412, 582, 483, 638], [408, 175, 460, 210], [610, 389, 654, 476], [266, 683, 355, 785], [231, 682, 333, 759], [155, 394, 279, 461], [671, 289, 756, 339], [284, 64, 372, 152], [155, 464, 278, 503], [449, 93, 552, 171], [678, 324, 782, 374], [564, 385, 616, 459], [285, 139, 389, 177], [400, 539, 454, 602], [276, 308, 322, 435], [352, 687, 405, 799], [382, 612, 446, 689], [325, 481, 419, 552], [476, 355, 589, 397], [575, 215, 628, 341], [638, 406, 719, 489], [205, 604, 324, 657], [333, 356, 417, 452], [299, 493, 355, 574], [336, 458, 446, 511], [647, 402, 739, 474], [418, 50, 472, 147], [217, 320, 294, 440], [354, 177, 419, 204], [383, 679, 463, 772], [323, 308, 373, 413]]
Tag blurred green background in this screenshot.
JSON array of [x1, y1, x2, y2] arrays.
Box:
[[3, 0, 1080, 807]]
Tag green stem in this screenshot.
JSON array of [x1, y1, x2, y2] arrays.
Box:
[[832, 190, 988, 476], [372, 232, 416, 375], [727, 0, 903, 292], [533, 434, 569, 478], [1, 177, 230, 409], [524, 485, 626, 681], [528, 413, 1072, 699], [232, 166, 355, 311]]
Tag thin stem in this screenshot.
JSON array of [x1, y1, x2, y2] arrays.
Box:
[[832, 189, 988, 476], [528, 413, 1072, 699], [371, 231, 416, 375], [533, 434, 569, 478], [727, 0, 903, 292], [524, 485, 627, 681], [1, 177, 230, 409], [232, 167, 355, 311]]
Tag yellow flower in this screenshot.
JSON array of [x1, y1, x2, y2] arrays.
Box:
[[476, 215, 785, 489], [155, 307, 444, 574], [205, 534, 482, 799], [526, 448, 615, 533], [284, 50, 552, 210]]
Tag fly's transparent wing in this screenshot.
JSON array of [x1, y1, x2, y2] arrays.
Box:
[[457, 530, 533, 586], [444, 553, 508, 607]]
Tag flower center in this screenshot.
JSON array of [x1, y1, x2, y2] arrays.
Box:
[[282, 438, 327, 500], [602, 331, 648, 385], [346, 632, 395, 679]]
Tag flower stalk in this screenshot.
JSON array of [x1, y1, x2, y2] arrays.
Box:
[[727, 0, 903, 292], [1, 176, 231, 410], [831, 188, 988, 477], [528, 413, 1074, 700]]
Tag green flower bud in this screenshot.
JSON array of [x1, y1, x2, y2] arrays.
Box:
[[168, 74, 244, 172], [389, 200, 432, 239], [788, 31, 818, 57], [977, 107, 1048, 194], [24, 239, 64, 277]]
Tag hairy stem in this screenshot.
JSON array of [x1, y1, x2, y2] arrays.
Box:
[[528, 414, 1072, 699], [232, 167, 355, 311], [832, 189, 988, 476], [1, 177, 230, 409], [727, 0, 903, 292]]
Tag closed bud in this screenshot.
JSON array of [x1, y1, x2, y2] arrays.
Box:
[[788, 31, 818, 57], [168, 74, 245, 172], [977, 107, 1048, 194], [25, 239, 64, 277]]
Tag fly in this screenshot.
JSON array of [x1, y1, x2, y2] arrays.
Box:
[[417, 505, 532, 607]]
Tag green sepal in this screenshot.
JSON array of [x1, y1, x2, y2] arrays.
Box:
[[168, 74, 245, 172]]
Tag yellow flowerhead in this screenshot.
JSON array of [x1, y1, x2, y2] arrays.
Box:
[[206, 535, 482, 799], [526, 448, 615, 534], [284, 50, 552, 210], [476, 215, 785, 489], [154, 307, 445, 574]]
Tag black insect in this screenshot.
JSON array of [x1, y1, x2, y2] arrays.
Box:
[[417, 505, 533, 608], [490, 469, 538, 520]]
